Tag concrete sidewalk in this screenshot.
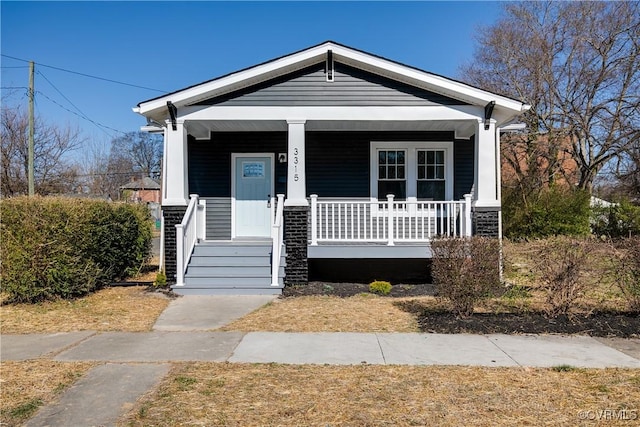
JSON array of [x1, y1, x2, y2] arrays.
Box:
[[4, 330, 640, 368], [3, 294, 640, 427]]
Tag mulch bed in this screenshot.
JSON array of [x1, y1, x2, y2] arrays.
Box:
[[403, 308, 640, 338], [283, 283, 640, 338], [283, 282, 436, 298]]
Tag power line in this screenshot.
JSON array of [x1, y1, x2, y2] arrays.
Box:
[[1, 54, 167, 93], [36, 91, 124, 138], [1, 86, 29, 90], [36, 70, 122, 138], [1, 66, 30, 69]]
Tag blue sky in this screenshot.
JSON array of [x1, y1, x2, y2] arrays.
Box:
[[1, 1, 504, 148]]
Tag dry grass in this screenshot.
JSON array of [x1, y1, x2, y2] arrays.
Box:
[[120, 363, 640, 427], [502, 239, 628, 313], [0, 360, 95, 427], [220, 294, 423, 332], [0, 286, 169, 334]]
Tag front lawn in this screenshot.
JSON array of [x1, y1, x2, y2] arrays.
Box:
[[120, 363, 640, 427], [0, 361, 95, 427], [0, 286, 169, 334]]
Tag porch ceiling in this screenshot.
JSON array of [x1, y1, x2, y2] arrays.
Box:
[[186, 119, 476, 139]]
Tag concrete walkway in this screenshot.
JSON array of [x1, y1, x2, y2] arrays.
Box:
[[3, 295, 640, 427], [5, 330, 639, 368]]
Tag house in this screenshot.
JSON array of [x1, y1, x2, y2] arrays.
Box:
[[119, 176, 161, 203], [134, 41, 530, 295]]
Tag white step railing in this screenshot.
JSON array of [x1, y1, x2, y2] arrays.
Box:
[[310, 194, 472, 246], [271, 194, 285, 287], [175, 194, 206, 286]]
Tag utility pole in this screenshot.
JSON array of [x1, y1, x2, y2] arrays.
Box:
[[28, 61, 35, 196]]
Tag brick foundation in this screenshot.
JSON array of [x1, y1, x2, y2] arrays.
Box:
[[284, 206, 309, 285], [162, 205, 187, 284], [472, 209, 500, 238]]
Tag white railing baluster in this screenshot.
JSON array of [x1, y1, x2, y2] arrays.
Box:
[[387, 194, 395, 246], [271, 194, 285, 287], [464, 194, 472, 237], [175, 194, 200, 287], [310, 194, 318, 246], [311, 197, 470, 244]]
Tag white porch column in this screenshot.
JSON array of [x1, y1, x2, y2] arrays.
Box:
[[163, 120, 188, 206], [284, 119, 308, 206], [473, 119, 499, 207]]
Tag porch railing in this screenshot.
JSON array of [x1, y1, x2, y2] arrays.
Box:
[[175, 194, 206, 286], [310, 194, 472, 246], [271, 194, 285, 287]]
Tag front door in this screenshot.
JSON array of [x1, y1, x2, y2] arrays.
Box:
[[233, 154, 273, 238]]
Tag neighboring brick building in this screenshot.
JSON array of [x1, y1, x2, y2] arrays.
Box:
[[120, 177, 161, 203], [501, 134, 579, 188]]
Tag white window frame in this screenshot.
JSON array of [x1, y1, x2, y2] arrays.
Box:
[[370, 141, 454, 202]]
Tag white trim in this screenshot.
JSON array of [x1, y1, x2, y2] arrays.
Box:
[[180, 105, 483, 123], [231, 153, 275, 239], [136, 42, 528, 120], [284, 120, 308, 206], [162, 121, 188, 206], [370, 141, 454, 201], [473, 119, 499, 206]]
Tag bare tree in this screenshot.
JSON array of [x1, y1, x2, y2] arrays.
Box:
[[1, 105, 84, 197], [462, 1, 640, 192], [81, 131, 162, 200], [110, 132, 162, 179], [615, 139, 640, 202]]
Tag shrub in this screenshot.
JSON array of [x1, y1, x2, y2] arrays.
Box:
[[369, 280, 392, 295], [154, 271, 167, 288], [503, 186, 591, 239], [610, 237, 640, 312], [502, 284, 532, 300], [431, 237, 502, 317], [591, 198, 640, 238], [0, 197, 152, 303], [533, 237, 591, 317]]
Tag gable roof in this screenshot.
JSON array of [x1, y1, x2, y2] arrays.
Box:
[[135, 41, 529, 123]]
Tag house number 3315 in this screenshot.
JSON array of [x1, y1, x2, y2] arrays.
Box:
[[293, 148, 299, 181]]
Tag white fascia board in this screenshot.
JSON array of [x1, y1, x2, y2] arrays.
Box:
[[137, 42, 529, 119], [137, 44, 332, 116], [329, 45, 527, 114], [179, 105, 484, 122]]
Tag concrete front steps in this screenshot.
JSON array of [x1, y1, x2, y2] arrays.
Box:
[[173, 241, 285, 295]]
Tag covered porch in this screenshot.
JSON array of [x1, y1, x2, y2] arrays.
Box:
[[134, 41, 529, 292]]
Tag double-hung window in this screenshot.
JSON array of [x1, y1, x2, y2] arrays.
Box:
[[377, 149, 406, 200], [417, 150, 446, 200], [371, 142, 453, 202]]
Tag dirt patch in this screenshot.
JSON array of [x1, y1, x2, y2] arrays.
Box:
[[120, 363, 640, 427]]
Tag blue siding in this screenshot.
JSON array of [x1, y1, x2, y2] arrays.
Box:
[[306, 131, 463, 198], [194, 63, 468, 107], [188, 132, 287, 197], [189, 131, 476, 240], [454, 138, 474, 199]]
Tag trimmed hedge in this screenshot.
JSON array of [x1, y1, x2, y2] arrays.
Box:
[[0, 197, 152, 303]]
